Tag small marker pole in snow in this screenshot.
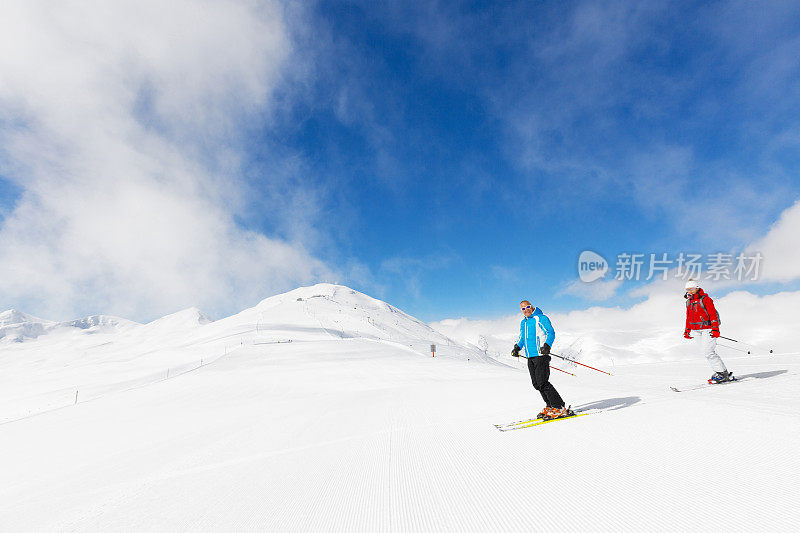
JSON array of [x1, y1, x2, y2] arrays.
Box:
[[431, 344, 436, 357], [74, 390, 79, 405]]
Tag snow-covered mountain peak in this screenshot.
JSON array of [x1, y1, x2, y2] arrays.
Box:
[[254, 283, 405, 318], [257, 283, 349, 305], [140, 307, 212, 333], [253, 283, 383, 313], [0, 311, 142, 343], [62, 315, 140, 333], [0, 309, 52, 327], [244, 283, 489, 361]]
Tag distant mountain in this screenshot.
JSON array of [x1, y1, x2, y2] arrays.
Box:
[[0, 309, 52, 328], [139, 307, 213, 332], [231, 283, 490, 361], [62, 315, 140, 332], [0, 309, 140, 343], [0, 309, 53, 343], [0, 284, 486, 361]]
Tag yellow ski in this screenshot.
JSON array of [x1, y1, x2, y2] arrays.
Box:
[[495, 412, 593, 431]]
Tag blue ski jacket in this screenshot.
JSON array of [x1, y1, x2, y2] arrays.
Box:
[[517, 307, 555, 357]]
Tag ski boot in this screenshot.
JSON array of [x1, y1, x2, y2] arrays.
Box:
[[540, 407, 557, 420], [708, 371, 734, 384], [542, 406, 575, 420], [536, 407, 549, 419]]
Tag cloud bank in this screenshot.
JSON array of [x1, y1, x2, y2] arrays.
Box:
[[747, 200, 800, 282], [0, 1, 333, 320]]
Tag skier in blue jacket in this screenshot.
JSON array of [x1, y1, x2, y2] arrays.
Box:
[[511, 300, 570, 420]]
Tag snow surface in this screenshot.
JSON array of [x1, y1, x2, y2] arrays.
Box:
[[1, 284, 798, 531]]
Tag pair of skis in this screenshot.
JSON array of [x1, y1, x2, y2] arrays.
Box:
[[494, 409, 593, 432], [497, 376, 749, 430], [669, 376, 747, 392]]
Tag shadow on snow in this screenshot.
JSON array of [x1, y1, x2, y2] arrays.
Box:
[[573, 396, 641, 412], [736, 369, 788, 380]]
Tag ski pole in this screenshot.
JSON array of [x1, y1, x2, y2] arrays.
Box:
[[719, 336, 755, 354], [717, 342, 750, 354], [719, 336, 773, 354], [550, 352, 612, 375], [520, 355, 575, 377], [550, 365, 575, 376], [518, 355, 574, 376]]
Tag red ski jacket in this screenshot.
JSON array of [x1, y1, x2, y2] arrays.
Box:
[[685, 289, 720, 333]]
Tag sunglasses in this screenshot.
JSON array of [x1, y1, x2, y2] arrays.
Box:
[[521, 305, 532, 311]]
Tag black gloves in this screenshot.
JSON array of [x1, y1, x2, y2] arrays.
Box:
[[539, 343, 551, 356], [513, 344, 550, 356]]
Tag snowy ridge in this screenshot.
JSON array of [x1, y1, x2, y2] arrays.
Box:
[[0, 309, 52, 327], [0, 284, 487, 421], [57, 315, 140, 338], [0, 309, 53, 343], [0, 309, 139, 343], [206, 283, 489, 361], [0, 284, 473, 357], [137, 307, 212, 333], [64, 315, 139, 332]]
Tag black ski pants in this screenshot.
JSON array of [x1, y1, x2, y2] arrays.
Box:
[[527, 355, 565, 408]]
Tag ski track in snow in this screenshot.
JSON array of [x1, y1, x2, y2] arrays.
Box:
[[1, 286, 799, 531], [3, 347, 797, 531]]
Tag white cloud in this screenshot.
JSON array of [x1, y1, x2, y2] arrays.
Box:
[[562, 278, 623, 301], [430, 314, 520, 355], [746, 200, 800, 282], [0, 0, 334, 321]]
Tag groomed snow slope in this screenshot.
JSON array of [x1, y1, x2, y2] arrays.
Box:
[[0, 286, 798, 531]]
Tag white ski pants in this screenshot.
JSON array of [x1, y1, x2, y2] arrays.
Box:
[[689, 329, 727, 373]]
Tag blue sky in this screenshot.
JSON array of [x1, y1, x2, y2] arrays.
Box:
[[1, 1, 800, 322], [255, 1, 800, 319]]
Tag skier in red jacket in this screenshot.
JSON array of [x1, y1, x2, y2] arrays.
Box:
[[684, 279, 734, 383]]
